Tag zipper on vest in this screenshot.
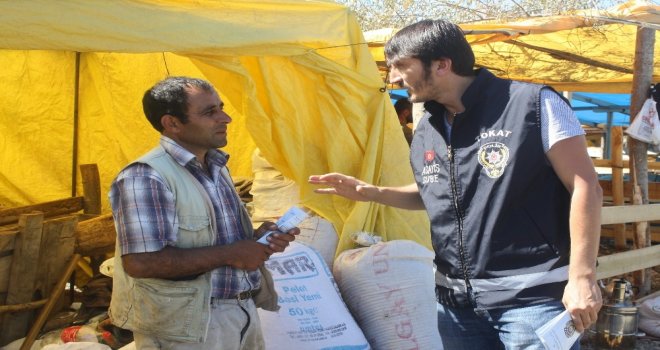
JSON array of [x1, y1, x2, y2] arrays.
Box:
[[447, 145, 472, 293]]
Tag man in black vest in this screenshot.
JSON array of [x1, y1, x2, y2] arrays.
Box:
[[309, 19, 602, 349]]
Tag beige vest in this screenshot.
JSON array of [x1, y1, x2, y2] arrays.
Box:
[[110, 146, 278, 343]]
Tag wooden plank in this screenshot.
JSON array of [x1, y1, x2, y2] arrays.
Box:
[[36, 217, 77, 300], [0, 197, 84, 226], [0, 213, 43, 345], [601, 204, 660, 225], [20, 254, 80, 350], [0, 299, 47, 314], [600, 180, 660, 202], [601, 225, 660, 242], [80, 164, 102, 215], [610, 127, 627, 248], [593, 158, 660, 170], [0, 231, 18, 299], [75, 213, 116, 256], [596, 245, 660, 280]]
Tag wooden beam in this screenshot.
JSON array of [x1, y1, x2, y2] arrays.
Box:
[[0, 299, 47, 315], [596, 244, 660, 280], [600, 180, 660, 202], [601, 225, 660, 243], [593, 158, 660, 170], [628, 25, 656, 294], [0, 230, 18, 300], [0, 197, 84, 226], [601, 204, 660, 225], [74, 213, 116, 256], [80, 164, 102, 215], [36, 217, 77, 301], [20, 254, 80, 350], [0, 213, 43, 345], [610, 127, 626, 248]]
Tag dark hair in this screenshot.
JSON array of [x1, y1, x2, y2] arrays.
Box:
[[142, 76, 214, 132], [385, 19, 475, 77], [394, 98, 412, 114]]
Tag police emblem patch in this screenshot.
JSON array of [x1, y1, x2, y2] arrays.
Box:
[[478, 142, 509, 178]]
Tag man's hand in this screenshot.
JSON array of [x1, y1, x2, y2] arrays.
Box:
[[225, 240, 279, 271], [309, 173, 424, 210], [254, 221, 299, 254], [562, 277, 602, 332], [308, 173, 377, 201]]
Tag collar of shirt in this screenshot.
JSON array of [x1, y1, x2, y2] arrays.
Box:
[[159, 135, 229, 169]]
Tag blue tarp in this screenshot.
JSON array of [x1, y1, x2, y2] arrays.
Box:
[[572, 93, 630, 127]]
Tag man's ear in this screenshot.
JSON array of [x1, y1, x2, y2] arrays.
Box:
[[161, 114, 179, 132], [434, 58, 451, 74]]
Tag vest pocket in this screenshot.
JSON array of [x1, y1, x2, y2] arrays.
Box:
[[178, 215, 210, 231], [132, 279, 201, 338], [176, 215, 212, 247]]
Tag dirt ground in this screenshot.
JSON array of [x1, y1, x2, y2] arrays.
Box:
[[579, 238, 660, 349]]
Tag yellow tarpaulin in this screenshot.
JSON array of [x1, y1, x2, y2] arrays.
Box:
[[0, 0, 431, 253], [366, 0, 660, 93]]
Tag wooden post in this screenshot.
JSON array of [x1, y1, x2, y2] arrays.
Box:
[[610, 126, 626, 249], [71, 52, 81, 198], [0, 213, 43, 346], [36, 216, 77, 312], [628, 26, 655, 295], [80, 164, 102, 215], [0, 230, 18, 295], [0, 229, 18, 333], [20, 254, 80, 350]]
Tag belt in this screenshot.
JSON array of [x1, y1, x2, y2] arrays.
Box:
[[211, 290, 255, 303], [233, 290, 255, 301]]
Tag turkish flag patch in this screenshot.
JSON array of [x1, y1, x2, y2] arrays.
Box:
[[424, 150, 435, 162]]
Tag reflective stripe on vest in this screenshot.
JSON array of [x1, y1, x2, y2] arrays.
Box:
[[435, 265, 568, 293]]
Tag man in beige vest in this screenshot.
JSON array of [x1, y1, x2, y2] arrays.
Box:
[[109, 76, 299, 349]]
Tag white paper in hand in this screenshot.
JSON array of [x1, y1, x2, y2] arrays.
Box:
[[536, 310, 581, 350], [257, 206, 308, 245]]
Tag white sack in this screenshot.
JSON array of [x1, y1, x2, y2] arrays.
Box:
[[258, 242, 370, 350], [334, 240, 442, 350], [294, 216, 339, 268], [638, 295, 660, 338]]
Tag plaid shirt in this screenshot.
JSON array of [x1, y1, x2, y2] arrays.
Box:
[[109, 136, 259, 298]]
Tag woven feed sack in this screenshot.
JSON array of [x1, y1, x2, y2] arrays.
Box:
[[249, 148, 300, 223], [258, 241, 370, 350], [294, 215, 338, 269], [333, 240, 442, 350], [639, 295, 660, 338]]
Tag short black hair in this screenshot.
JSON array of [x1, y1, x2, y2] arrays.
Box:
[[385, 19, 475, 77], [394, 98, 412, 114], [142, 76, 214, 132]]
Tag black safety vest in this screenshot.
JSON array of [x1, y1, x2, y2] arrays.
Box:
[[411, 69, 571, 309]]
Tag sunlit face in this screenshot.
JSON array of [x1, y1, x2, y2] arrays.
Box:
[[167, 86, 232, 158], [388, 57, 437, 103]]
